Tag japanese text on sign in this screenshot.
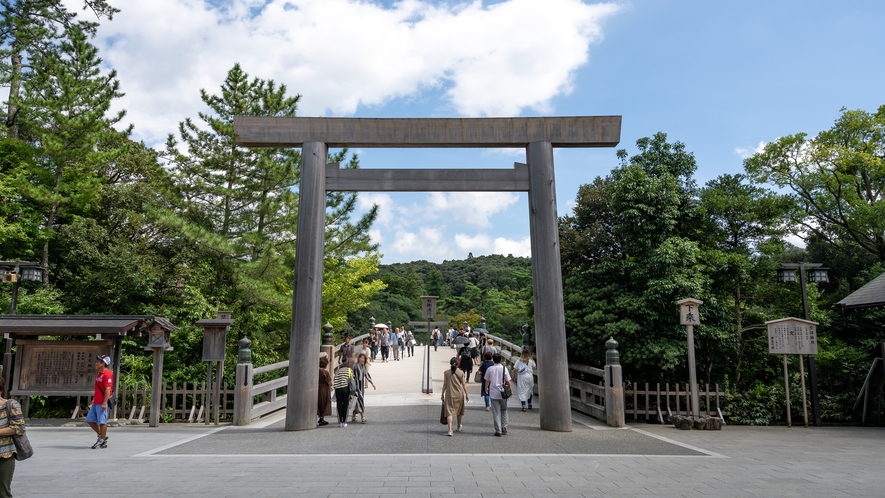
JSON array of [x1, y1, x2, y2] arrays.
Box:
[[767, 319, 818, 355]]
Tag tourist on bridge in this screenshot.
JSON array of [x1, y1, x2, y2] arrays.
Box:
[[441, 357, 469, 436], [350, 353, 376, 423], [332, 363, 355, 428], [368, 330, 379, 361], [468, 333, 480, 366], [379, 325, 391, 362], [398, 327, 406, 358], [405, 330, 415, 357], [391, 327, 401, 361], [513, 349, 536, 411], [337, 334, 354, 368], [485, 353, 511, 437], [358, 339, 372, 365], [432, 327, 441, 351], [317, 357, 332, 426], [481, 338, 499, 359], [457, 345, 473, 383], [477, 352, 494, 411]]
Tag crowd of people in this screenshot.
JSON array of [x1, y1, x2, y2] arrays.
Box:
[[319, 324, 537, 438]]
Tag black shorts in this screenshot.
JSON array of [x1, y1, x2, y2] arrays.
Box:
[[470, 348, 479, 358]]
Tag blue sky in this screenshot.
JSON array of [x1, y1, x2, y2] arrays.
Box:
[[94, 0, 885, 263]]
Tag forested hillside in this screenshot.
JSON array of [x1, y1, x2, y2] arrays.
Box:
[[344, 254, 532, 344]]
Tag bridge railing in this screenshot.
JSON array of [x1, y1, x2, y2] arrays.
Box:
[[233, 333, 371, 425]]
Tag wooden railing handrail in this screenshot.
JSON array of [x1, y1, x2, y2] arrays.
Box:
[[568, 363, 604, 377], [334, 333, 369, 351], [253, 360, 289, 376]]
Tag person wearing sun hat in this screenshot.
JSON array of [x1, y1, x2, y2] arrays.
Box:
[[86, 354, 113, 449]]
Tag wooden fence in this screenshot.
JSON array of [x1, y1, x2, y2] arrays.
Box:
[[72, 382, 235, 423], [485, 333, 724, 423]]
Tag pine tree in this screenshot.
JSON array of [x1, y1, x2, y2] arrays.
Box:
[[0, 0, 118, 138], [16, 24, 124, 284]]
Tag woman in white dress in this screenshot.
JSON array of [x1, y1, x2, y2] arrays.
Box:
[[513, 349, 536, 412]]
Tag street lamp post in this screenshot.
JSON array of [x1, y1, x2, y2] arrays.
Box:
[[777, 263, 827, 426], [1, 261, 44, 398]]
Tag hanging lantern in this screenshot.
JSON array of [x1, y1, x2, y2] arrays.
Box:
[[777, 268, 797, 283]]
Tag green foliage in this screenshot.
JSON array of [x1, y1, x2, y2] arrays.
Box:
[[345, 255, 532, 343]]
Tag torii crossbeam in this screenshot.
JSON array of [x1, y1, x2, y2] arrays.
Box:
[[233, 116, 622, 432]]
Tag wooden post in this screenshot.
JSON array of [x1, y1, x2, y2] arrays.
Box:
[[234, 337, 253, 426], [285, 141, 327, 431], [799, 353, 808, 428], [214, 360, 223, 425], [527, 141, 572, 432], [686, 324, 700, 417], [149, 347, 164, 427], [111, 337, 122, 420], [783, 354, 792, 428], [204, 362, 213, 426], [604, 338, 625, 428]]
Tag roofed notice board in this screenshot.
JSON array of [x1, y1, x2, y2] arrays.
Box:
[[766, 318, 818, 355]]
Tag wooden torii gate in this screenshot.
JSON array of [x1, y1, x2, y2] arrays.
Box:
[[234, 116, 622, 432]]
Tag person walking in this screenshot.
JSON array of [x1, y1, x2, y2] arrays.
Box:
[[0, 378, 25, 498], [358, 339, 372, 365], [477, 352, 494, 412], [337, 334, 355, 368], [350, 353, 376, 423], [469, 334, 480, 366], [431, 327, 441, 351], [441, 357, 469, 436], [513, 350, 537, 411], [317, 357, 332, 426], [391, 327, 401, 361], [405, 331, 415, 357], [379, 327, 391, 362], [369, 330, 379, 361], [481, 339, 499, 359], [457, 345, 473, 383], [332, 363, 354, 427], [484, 353, 511, 437], [86, 354, 113, 449]]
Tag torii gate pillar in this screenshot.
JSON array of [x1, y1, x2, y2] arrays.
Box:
[[527, 141, 572, 431]]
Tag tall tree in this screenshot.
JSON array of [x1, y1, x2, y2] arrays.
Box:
[[0, 0, 118, 137], [16, 25, 124, 284], [744, 105, 885, 261], [165, 63, 381, 344]]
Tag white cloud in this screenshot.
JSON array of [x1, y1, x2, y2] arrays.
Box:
[[95, 0, 621, 144], [734, 141, 767, 159], [455, 233, 531, 257], [358, 193, 395, 226], [418, 192, 519, 228]]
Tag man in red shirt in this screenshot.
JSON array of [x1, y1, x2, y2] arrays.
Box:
[[86, 355, 113, 449]]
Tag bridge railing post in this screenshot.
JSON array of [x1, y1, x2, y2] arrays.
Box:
[[233, 337, 253, 426], [604, 338, 626, 428]]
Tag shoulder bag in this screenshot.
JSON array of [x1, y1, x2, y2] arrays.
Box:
[[5, 400, 33, 461], [473, 370, 483, 383], [500, 368, 512, 399]]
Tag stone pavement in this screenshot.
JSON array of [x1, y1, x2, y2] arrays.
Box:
[[11, 346, 885, 497]]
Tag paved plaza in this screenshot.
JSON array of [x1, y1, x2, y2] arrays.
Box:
[[13, 346, 885, 497]]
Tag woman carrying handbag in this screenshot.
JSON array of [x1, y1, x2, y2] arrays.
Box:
[[0, 378, 28, 498]]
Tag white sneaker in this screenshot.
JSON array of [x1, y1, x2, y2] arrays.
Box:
[[342, 423, 347, 428]]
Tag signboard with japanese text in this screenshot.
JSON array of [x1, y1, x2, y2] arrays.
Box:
[[12, 340, 113, 396], [676, 298, 703, 325], [420, 296, 438, 319], [766, 318, 818, 355]]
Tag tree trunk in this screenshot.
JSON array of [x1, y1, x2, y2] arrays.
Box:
[[6, 47, 22, 139], [41, 165, 65, 287]]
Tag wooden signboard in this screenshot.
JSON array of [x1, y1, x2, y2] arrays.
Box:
[[12, 340, 112, 396], [767, 318, 819, 355]]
